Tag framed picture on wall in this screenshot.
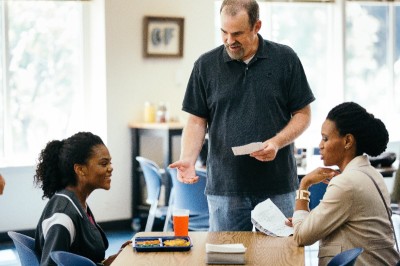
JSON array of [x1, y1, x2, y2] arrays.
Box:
[[143, 16, 184, 58]]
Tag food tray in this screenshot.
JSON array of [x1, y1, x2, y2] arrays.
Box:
[[133, 236, 193, 252]]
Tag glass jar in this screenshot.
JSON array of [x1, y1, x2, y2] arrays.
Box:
[[156, 102, 168, 123]]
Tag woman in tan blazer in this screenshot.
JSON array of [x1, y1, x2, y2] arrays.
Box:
[[288, 102, 400, 265]]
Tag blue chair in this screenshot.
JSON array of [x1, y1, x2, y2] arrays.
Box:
[[309, 182, 328, 210], [7, 231, 40, 266], [136, 156, 170, 232], [327, 247, 363, 266], [50, 251, 96, 266], [167, 167, 209, 231]]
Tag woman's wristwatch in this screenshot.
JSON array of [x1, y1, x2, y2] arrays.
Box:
[[296, 189, 311, 202]]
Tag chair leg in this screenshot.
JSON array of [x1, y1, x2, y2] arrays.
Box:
[[163, 189, 174, 232], [145, 201, 158, 232], [163, 206, 172, 232]]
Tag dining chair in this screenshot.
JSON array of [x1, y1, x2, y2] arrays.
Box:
[[136, 156, 170, 232], [7, 231, 40, 266], [327, 247, 363, 266], [50, 251, 96, 266], [167, 167, 209, 231], [309, 182, 328, 210]]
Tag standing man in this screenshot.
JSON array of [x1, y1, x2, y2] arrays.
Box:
[[169, 0, 315, 231]]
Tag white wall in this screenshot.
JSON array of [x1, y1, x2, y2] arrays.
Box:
[[0, 0, 215, 232]]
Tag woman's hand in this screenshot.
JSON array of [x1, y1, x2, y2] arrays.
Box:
[[120, 240, 132, 249], [285, 217, 293, 227], [300, 167, 339, 190], [102, 240, 132, 266]]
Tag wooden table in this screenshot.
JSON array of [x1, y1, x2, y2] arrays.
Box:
[[111, 231, 304, 266]]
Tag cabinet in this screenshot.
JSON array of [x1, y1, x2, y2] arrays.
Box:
[[129, 122, 184, 218]]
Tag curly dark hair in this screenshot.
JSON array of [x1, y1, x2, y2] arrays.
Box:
[[34, 132, 104, 199], [326, 102, 388, 157], [220, 0, 259, 29]]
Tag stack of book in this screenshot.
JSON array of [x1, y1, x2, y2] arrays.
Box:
[[205, 243, 246, 265]]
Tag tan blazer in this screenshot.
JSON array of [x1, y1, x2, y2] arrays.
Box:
[[293, 155, 400, 266]]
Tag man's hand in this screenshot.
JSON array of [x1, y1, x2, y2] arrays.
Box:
[[169, 160, 199, 184], [249, 141, 279, 162]]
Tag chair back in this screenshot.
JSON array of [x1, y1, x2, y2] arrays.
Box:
[[50, 251, 96, 266], [167, 167, 209, 230], [136, 156, 162, 204], [136, 156, 170, 232], [327, 247, 363, 266], [7, 231, 40, 266], [309, 182, 328, 210]]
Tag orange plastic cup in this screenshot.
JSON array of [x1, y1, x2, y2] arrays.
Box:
[[173, 209, 190, 236]]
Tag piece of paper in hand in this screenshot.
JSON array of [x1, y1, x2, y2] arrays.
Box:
[[251, 198, 294, 237], [231, 142, 263, 156]]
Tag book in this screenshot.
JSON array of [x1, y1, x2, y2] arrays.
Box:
[[251, 198, 294, 237]]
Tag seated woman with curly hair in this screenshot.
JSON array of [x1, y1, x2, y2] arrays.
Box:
[[34, 132, 131, 266]]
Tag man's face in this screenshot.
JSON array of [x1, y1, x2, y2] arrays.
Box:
[[220, 8, 260, 61]]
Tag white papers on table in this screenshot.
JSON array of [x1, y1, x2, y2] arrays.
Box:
[[231, 142, 263, 156], [206, 243, 246, 253], [251, 198, 294, 237]]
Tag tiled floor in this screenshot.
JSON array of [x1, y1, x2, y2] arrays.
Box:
[[0, 230, 319, 266]]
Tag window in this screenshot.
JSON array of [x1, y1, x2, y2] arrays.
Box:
[[215, 0, 400, 146], [346, 2, 400, 139], [0, 1, 85, 166], [259, 2, 334, 146]]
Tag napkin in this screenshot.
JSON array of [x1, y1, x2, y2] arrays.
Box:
[[206, 243, 246, 253], [205, 243, 246, 265]]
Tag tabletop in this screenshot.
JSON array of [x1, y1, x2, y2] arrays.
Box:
[[111, 231, 304, 266]]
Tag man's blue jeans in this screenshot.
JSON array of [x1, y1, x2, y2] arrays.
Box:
[[207, 191, 295, 231]]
